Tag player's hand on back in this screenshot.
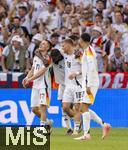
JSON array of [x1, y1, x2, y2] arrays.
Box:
[[68, 73, 77, 80], [42, 54, 52, 68]]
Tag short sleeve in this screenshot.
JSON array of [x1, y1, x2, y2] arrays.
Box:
[[2, 46, 10, 57]]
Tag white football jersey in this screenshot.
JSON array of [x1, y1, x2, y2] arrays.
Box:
[[32, 56, 51, 89], [64, 53, 82, 86], [82, 46, 99, 89], [53, 60, 65, 85]]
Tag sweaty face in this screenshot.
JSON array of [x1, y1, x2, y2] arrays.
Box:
[[39, 40, 50, 52]]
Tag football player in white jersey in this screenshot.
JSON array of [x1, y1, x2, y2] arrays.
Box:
[[22, 40, 52, 131], [75, 33, 111, 140], [51, 49, 73, 135], [61, 39, 82, 135]]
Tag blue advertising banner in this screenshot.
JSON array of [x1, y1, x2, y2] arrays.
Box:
[[0, 89, 128, 127]]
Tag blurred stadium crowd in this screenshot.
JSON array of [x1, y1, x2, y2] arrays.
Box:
[[0, 0, 128, 73]]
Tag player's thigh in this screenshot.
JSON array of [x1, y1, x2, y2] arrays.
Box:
[[74, 103, 81, 112], [58, 84, 65, 100], [81, 87, 98, 105], [63, 86, 74, 103], [62, 102, 72, 109], [31, 88, 40, 107]]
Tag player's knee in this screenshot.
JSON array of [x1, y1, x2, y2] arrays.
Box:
[[32, 107, 38, 114], [80, 107, 83, 113], [80, 104, 89, 113], [75, 107, 80, 112], [62, 105, 69, 113], [75, 104, 80, 112]]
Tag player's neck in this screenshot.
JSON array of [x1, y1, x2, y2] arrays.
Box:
[[40, 51, 47, 56], [83, 43, 90, 50]]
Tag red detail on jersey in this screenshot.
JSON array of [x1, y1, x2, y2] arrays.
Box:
[[95, 37, 103, 49], [87, 47, 93, 56]]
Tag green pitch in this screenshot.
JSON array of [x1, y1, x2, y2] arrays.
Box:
[[51, 128, 128, 150]]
